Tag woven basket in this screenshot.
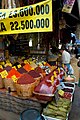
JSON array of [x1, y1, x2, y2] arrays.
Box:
[[34, 76, 41, 86], [15, 81, 36, 97], [0, 76, 4, 88], [4, 78, 16, 91]]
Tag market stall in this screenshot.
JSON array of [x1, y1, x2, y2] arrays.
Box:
[[0, 0, 77, 120]]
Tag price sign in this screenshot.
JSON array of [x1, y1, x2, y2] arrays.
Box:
[[58, 67, 60, 73], [53, 71, 57, 78], [51, 75, 54, 84], [11, 75, 17, 83], [0, 70, 8, 78], [17, 64, 21, 68], [0, 0, 52, 35], [58, 89, 64, 96]]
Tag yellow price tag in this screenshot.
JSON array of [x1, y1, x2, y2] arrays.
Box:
[[17, 64, 21, 68], [58, 68, 60, 73], [51, 75, 54, 84], [58, 89, 64, 96], [0, 70, 8, 78], [11, 75, 17, 83], [53, 71, 57, 78]]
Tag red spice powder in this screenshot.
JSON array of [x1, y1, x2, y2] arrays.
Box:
[[17, 73, 35, 84], [35, 67, 46, 77], [23, 63, 32, 72], [3, 66, 12, 72], [17, 67, 27, 74], [28, 70, 40, 78], [7, 68, 21, 78]]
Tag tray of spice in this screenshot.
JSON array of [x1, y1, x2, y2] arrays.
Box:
[[58, 82, 75, 94], [42, 97, 71, 120]]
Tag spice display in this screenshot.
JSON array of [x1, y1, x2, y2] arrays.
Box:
[[17, 67, 27, 74], [23, 63, 32, 72], [28, 70, 40, 78], [7, 68, 21, 78], [17, 73, 35, 84]]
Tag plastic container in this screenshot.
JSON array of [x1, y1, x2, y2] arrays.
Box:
[[42, 114, 68, 120], [20, 108, 45, 120]]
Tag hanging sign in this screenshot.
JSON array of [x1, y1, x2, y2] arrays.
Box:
[[0, 0, 52, 35], [62, 0, 75, 13]]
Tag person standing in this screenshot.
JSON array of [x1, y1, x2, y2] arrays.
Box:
[[60, 46, 74, 75]]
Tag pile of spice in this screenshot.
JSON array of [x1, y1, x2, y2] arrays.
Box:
[[7, 68, 21, 78], [4, 66, 12, 72], [28, 70, 41, 78], [17, 73, 35, 84], [35, 67, 46, 77], [17, 67, 27, 74], [23, 63, 32, 72]]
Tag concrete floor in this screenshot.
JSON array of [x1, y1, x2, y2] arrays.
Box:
[[0, 109, 20, 120], [0, 84, 80, 120]]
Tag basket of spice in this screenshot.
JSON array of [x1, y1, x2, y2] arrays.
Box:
[[4, 68, 21, 91], [15, 73, 37, 97]]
